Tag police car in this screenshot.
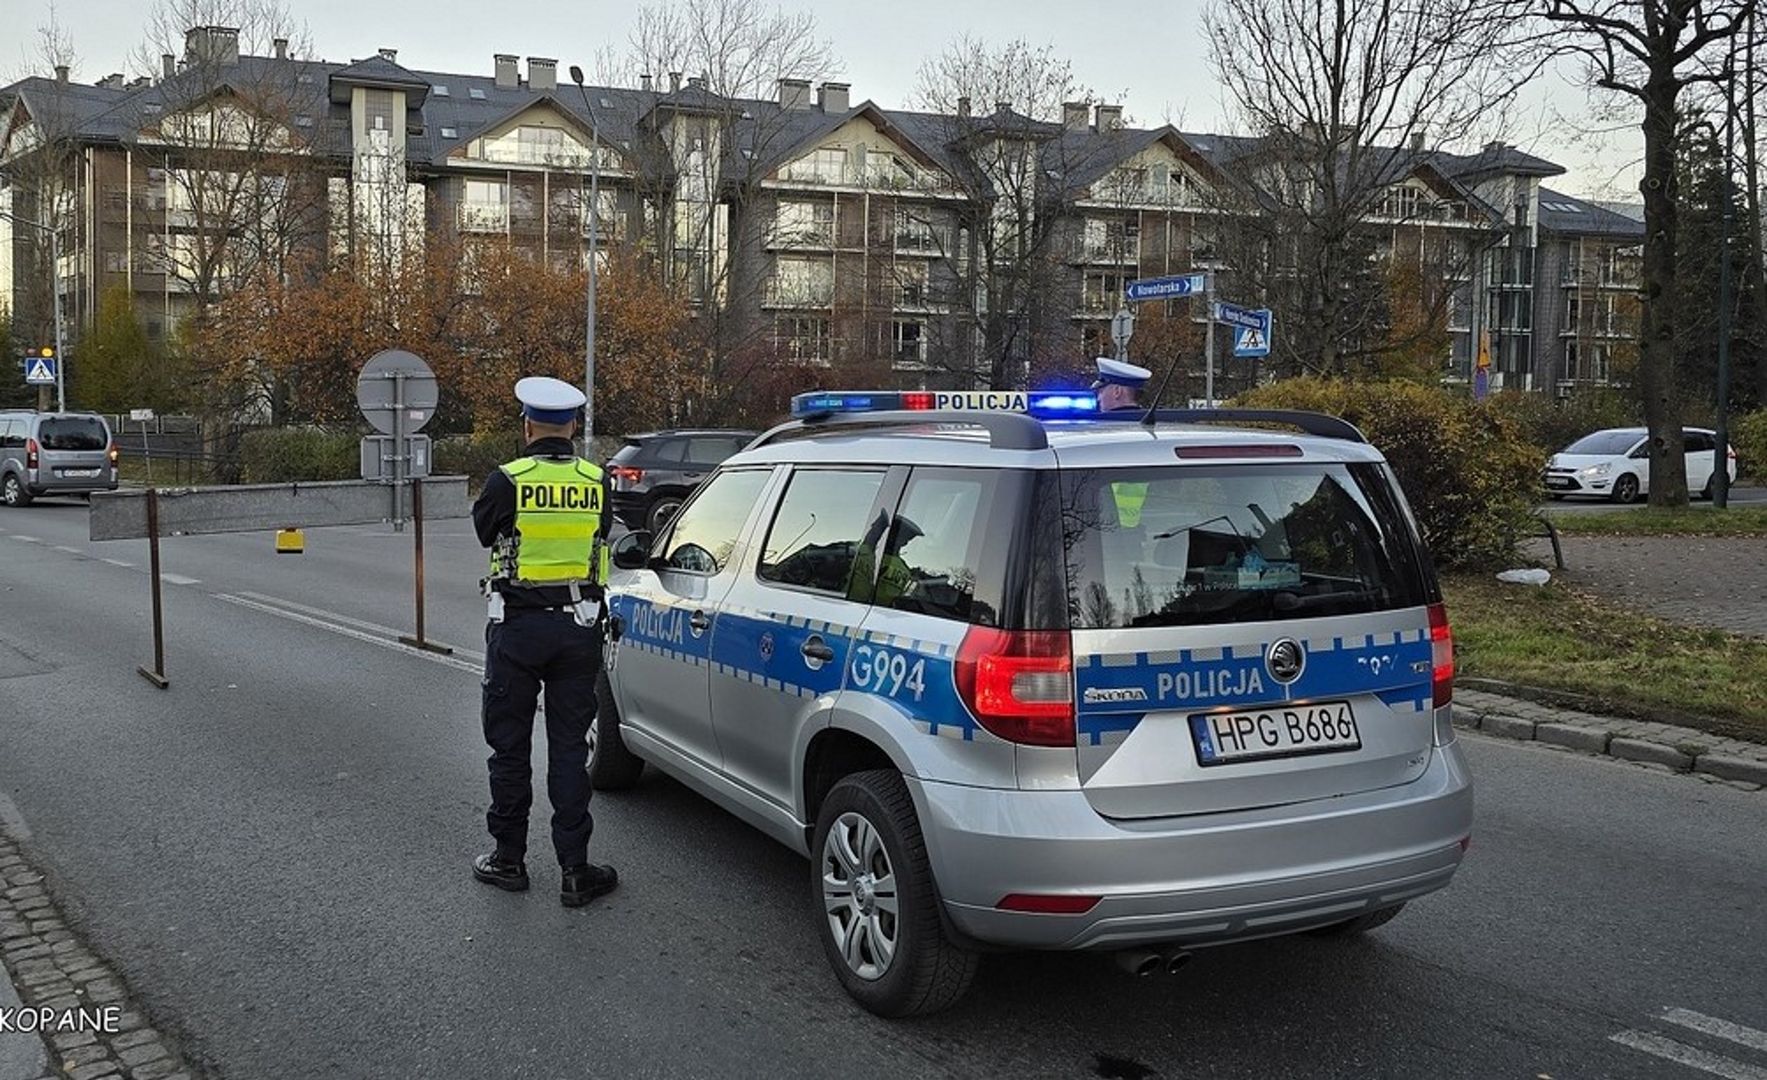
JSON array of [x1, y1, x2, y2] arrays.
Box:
[[592, 390, 1471, 1017]]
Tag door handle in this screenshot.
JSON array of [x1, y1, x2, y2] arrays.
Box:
[[689, 610, 710, 635], [800, 637, 835, 663]]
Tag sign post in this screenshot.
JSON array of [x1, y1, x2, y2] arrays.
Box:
[[356, 349, 447, 653], [1473, 330, 1492, 401]]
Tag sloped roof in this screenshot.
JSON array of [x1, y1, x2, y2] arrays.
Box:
[[328, 54, 432, 105], [1537, 187, 1646, 239]]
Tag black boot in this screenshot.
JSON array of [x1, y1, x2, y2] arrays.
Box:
[[560, 863, 618, 907], [472, 852, 530, 892]]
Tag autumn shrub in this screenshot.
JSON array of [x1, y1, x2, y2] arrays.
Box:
[[1235, 378, 1545, 569], [1733, 410, 1767, 478], [1491, 386, 1639, 457], [238, 427, 360, 484], [435, 430, 521, 487]]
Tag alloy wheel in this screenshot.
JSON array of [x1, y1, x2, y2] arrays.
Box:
[[821, 811, 899, 981]]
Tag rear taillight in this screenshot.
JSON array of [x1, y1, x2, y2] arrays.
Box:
[[25, 438, 38, 470], [610, 465, 643, 486], [953, 628, 1074, 746], [108, 443, 120, 466], [995, 893, 1100, 914], [1428, 602, 1454, 708]]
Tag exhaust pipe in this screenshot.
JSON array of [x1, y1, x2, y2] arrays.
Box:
[[1163, 948, 1194, 974], [1113, 948, 1163, 977]]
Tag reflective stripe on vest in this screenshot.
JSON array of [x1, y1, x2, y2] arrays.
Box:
[[492, 456, 607, 585]]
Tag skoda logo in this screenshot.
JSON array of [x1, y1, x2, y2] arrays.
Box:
[[1266, 638, 1306, 684]]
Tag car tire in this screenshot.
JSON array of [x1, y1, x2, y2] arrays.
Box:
[[1610, 473, 1640, 504], [1306, 902, 1406, 937], [1, 473, 31, 507], [813, 769, 977, 1017], [645, 492, 684, 533], [589, 670, 645, 791]]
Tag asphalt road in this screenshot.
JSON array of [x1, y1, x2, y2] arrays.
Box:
[[1, 498, 1765, 1079], [1544, 482, 1767, 513]]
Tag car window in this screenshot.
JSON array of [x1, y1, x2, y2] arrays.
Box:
[[37, 416, 108, 451], [1564, 431, 1642, 456], [645, 438, 688, 464], [0, 420, 17, 448], [1684, 431, 1714, 453], [758, 468, 885, 598], [684, 436, 742, 467], [658, 468, 770, 574], [875, 469, 1001, 625]]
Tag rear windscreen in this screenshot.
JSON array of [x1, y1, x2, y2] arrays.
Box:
[[1059, 463, 1433, 629], [37, 417, 108, 451]]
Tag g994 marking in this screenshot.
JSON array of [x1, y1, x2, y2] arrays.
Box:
[[849, 644, 927, 702]]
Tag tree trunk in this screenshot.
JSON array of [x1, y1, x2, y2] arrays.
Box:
[[1637, 77, 1689, 506]]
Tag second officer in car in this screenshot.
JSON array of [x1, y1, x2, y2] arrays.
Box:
[[470, 376, 618, 907]]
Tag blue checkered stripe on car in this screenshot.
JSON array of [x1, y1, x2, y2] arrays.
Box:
[[1073, 629, 1434, 747]]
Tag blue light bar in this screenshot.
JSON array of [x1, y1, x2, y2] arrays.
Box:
[[790, 389, 1100, 419]]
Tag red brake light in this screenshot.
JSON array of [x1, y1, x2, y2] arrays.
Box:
[[610, 465, 644, 485], [25, 438, 39, 470], [108, 443, 120, 466], [953, 628, 1074, 746], [1428, 602, 1454, 708], [1174, 444, 1304, 459], [996, 893, 1100, 914], [901, 392, 935, 410]]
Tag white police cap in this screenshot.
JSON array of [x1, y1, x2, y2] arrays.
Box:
[[1092, 356, 1153, 389], [515, 376, 587, 424]]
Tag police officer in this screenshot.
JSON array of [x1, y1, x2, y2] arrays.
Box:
[[470, 376, 618, 907], [1093, 358, 1154, 527]]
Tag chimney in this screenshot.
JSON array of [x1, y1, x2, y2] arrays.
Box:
[[777, 77, 810, 110], [1484, 140, 1509, 157], [494, 53, 519, 90], [184, 26, 240, 67], [378, 47, 397, 63], [273, 37, 288, 60], [687, 74, 706, 90], [162, 53, 176, 80], [669, 71, 682, 92], [817, 81, 849, 114], [1410, 130, 1425, 152], [1095, 104, 1123, 131], [528, 57, 557, 92], [1062, 101, 1089, 131], [97, 72, 124, 89], [994, 100, 1012, 116], [956, 96, 970, 119], [55, 65, 69, 85], [640, 72, 653, 92]]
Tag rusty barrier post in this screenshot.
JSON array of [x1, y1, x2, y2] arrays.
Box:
[[398, 478, 453, 655], [137, 488, 169, 688]]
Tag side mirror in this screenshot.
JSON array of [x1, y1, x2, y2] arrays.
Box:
[[611, 531, 653, 571]]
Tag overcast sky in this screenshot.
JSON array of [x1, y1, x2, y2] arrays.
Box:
[[15, 0, 1642, 199]]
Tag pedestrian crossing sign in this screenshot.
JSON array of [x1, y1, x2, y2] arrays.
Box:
[[1233, 325, 1270, 357], [24, 356, 57, 385]]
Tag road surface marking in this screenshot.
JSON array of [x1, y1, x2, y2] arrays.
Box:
[[160, 573, 201, 586], [10, 535, 40, 543], [1610, 1030, 1767, 1080], [1663, 1009, 1767, 1054], [234, 591, 485, 666], [214, 593, 482, 675], [53, 544, 82, 555], [101, 558, 133, 568]]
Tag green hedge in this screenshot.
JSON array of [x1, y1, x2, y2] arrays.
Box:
[[237, 427, 360, 484], [1733, 411, 1767, 479], [1491, 387, 1639, 457], [1236, 378, 1544, 570], [434, 431, 522, 489]]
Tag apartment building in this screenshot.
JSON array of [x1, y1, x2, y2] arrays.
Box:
[[0, 25, 1642, 392]]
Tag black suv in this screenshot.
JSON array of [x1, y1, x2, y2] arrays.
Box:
[[607, 429, 755, 531]]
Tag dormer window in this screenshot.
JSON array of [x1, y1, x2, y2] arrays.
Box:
[[470, 87, 486, 100], [441, 126, 457, 139], [433, 84, 450, 97]]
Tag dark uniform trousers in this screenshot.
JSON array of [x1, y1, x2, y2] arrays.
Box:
[[482, 609, 603, 867]]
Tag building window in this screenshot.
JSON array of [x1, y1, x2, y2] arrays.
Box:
[[772, 200, 834, 246], [778, 316, 830, 363], [461, 178, 508, 232], [891, 320, 926, 367], [783, 146, 848, 185], [894, 262, 929, 307], [895, 209, 939, 251], [295, 114, 313, 127], [440, 126, 457, 139], [770, 256, 833, 306], [102, 250, 128, 273], [1080, 217, 1137, 262], [1378, 185, 1427, 220], [1082, 270, 1129, 312], [433, 84, 449, 97], [469, 87, 487, 100]]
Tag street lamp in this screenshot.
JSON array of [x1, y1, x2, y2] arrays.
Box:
[[568, 64, 601, 457], [0, 207, 68, 412]]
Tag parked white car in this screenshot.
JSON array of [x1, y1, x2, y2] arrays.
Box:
[[1543, 426, 1738, 503]]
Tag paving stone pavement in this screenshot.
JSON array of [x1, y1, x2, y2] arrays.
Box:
[[1456, 688, 1767, 789], [0, 833, 197, 1080], [1530, 533, 1767, 638]]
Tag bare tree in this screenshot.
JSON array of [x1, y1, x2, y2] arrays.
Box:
[[912, 37, 1125, 388], [1205, 0, 1546, 378], [1541, 0, 1756, 505]]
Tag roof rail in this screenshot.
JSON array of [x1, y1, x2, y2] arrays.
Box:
[[1091, 407, 1368, 444], [748, 409, 1050, 452]]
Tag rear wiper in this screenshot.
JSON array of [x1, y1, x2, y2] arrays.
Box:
[[1271, 588, 1378, 612]]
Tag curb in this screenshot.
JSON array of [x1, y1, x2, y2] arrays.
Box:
[[1453, 691, 1767, 791]]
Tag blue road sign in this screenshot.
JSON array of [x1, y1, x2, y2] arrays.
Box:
[[1213, 301, 1271, 333], [24, 356, 57, 385], [1233, 324, 1271, 358], [1125, 273, 1206, 302]]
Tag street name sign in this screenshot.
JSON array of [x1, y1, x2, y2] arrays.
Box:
[[1213, 302, 1271, 333], [1125, 273, 1206, 302]]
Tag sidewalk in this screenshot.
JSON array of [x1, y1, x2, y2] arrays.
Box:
[[0, 832, 194, 1080], [1528, 533, 1767, 639], [1456, 688, 1767, 789]]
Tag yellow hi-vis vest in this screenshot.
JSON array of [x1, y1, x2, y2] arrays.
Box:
[[1111, 482, 1149, 528], [490, 456, 609, 586]]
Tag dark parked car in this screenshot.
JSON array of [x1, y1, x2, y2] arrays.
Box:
[[607, 429, 756, 531]]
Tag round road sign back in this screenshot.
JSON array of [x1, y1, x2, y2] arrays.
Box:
[[356, 350, 439, 435]]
